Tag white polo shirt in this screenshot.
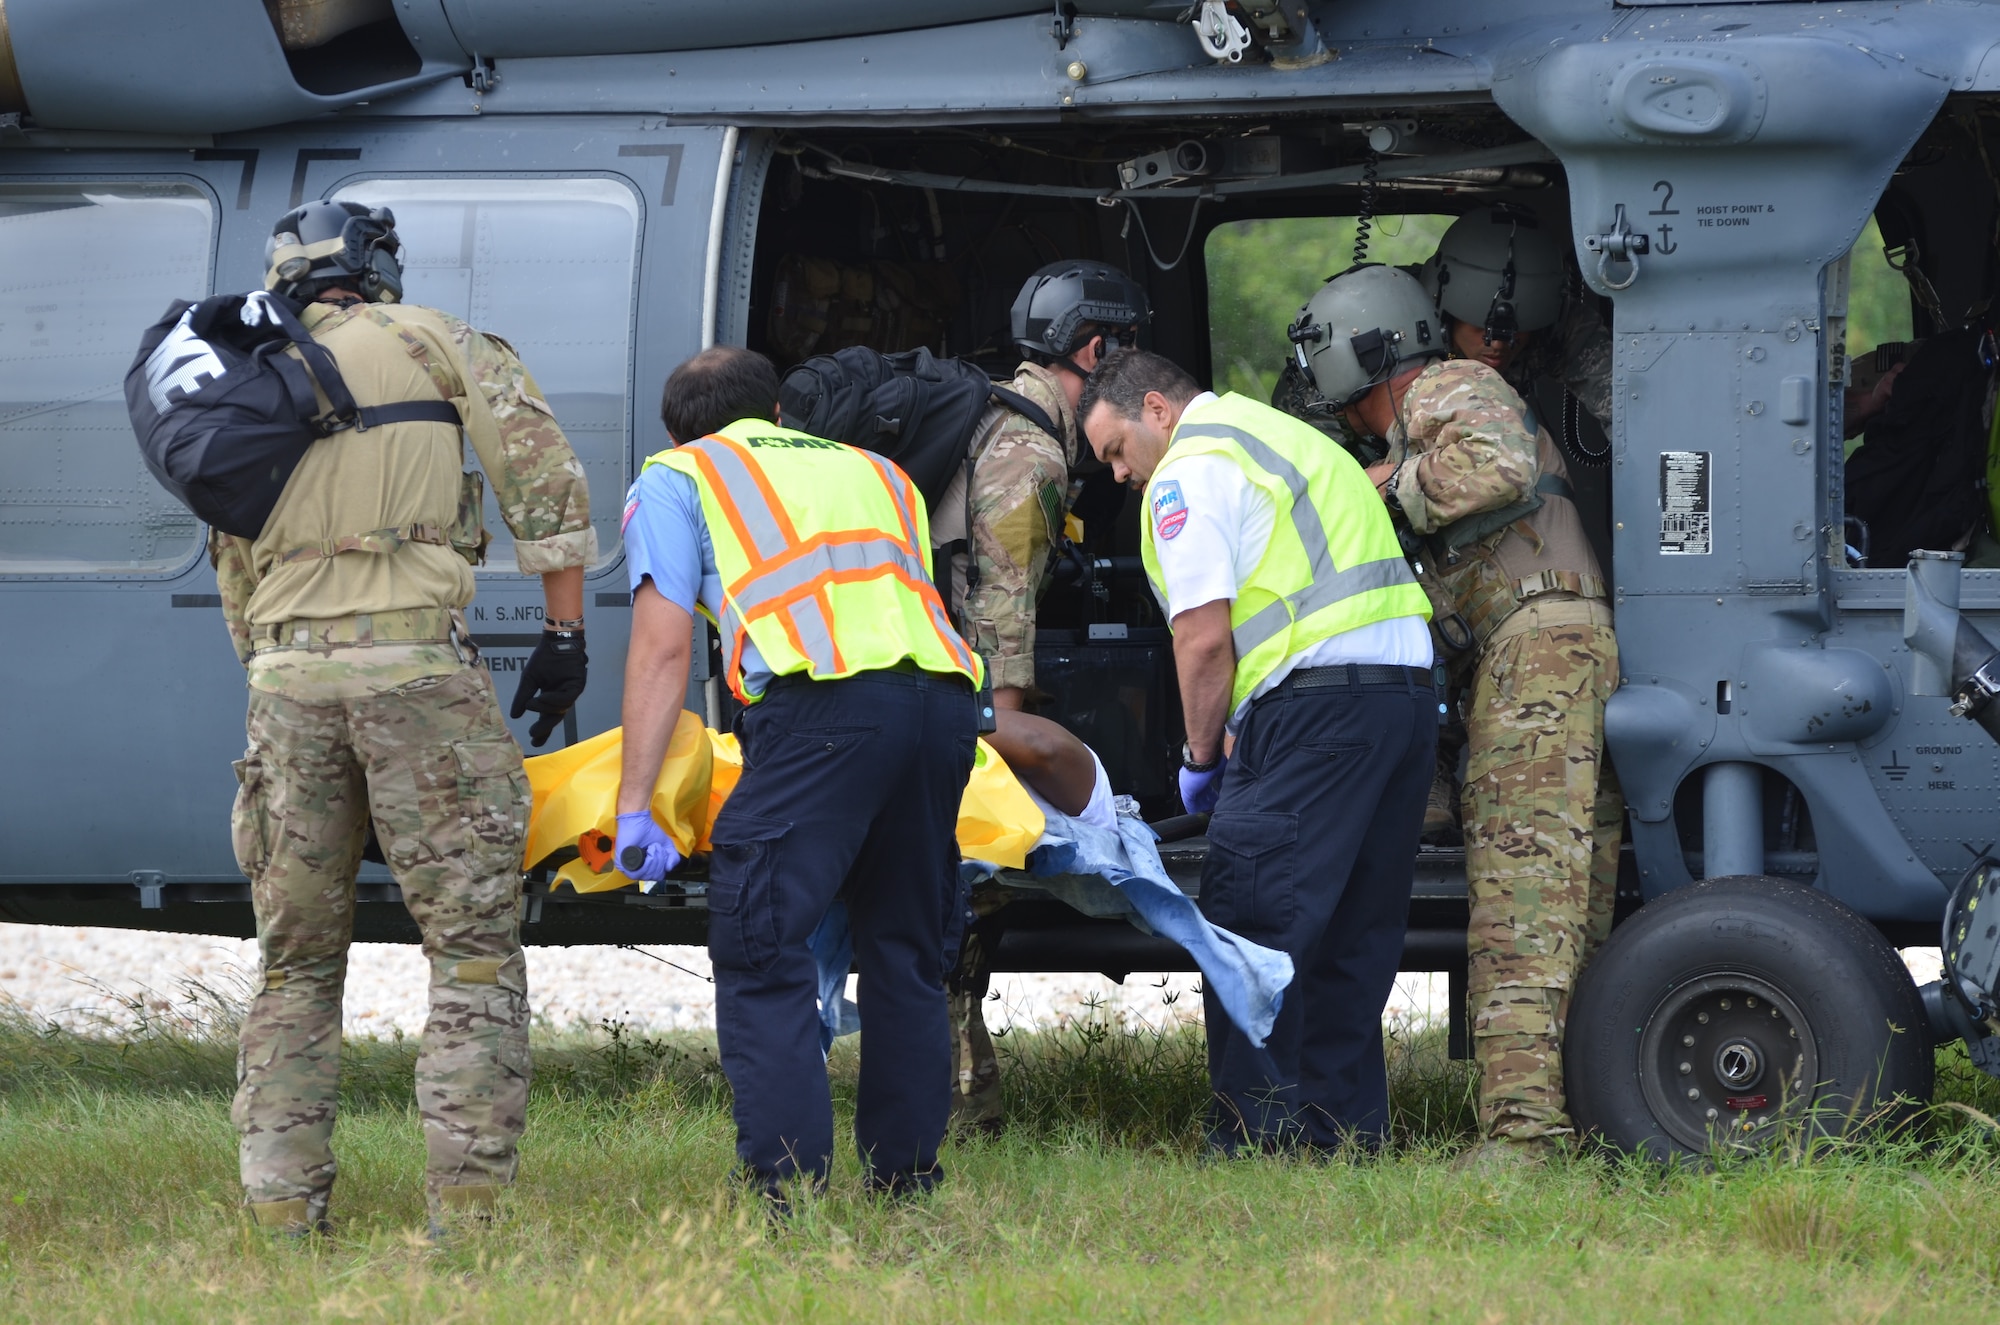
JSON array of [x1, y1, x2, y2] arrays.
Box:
[[1148, 392, 1433, 725]]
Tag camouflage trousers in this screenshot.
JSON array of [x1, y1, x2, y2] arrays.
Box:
[[230, 665, 532, 1220], [946, 884, 1013, 1131], [1463, 607, 1623, 1143]]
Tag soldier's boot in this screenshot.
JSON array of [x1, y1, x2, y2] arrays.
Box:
[[248, 1193, 331, 1239], [948, 988, 1005, 1138], [1450, 1137, 1553, 1172], [1422, 767, 1462, 846], [426, 1183, 502, 1245]]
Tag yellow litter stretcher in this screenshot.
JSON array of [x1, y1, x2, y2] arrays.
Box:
[[523, 709, 1048, 889]]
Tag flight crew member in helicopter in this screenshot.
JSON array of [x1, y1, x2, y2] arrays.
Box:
[[1413, 206, 1615, 851], [933, 259, 1150, 1137], [1080, 347, 1437, 1154], [1297, 263, 1620, 1165], [215, 201, 595, 1236], [614, 346, 981, 1207]]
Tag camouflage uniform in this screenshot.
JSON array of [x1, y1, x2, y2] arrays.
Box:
[[932, 361, 1078, 693], [214, 298, 594, 1227], [946, 888, 1012, 1133], [931, 361, 1077, 1131], [1381, 359, 1622, 1146], [1502, 299, 1614, 433]]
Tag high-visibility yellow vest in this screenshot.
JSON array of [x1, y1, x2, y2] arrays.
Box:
[[1141, 393, 1430, 715], [644, 420, 983, 702]]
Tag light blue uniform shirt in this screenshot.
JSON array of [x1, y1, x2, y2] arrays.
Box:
[[622, 464, 773, 697]]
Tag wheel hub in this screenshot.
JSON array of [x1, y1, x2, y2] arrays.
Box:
[[1637, 974, 1817, 1151], [1714, 1039, 1763, 1090]]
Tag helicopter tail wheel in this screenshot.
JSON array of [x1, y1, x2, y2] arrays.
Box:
[[1567, 876, 1933, 1160]]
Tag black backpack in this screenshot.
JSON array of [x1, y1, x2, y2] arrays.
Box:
[[125, 292, 461, 539], [776, 345, 1060, 512], [1845, 327, 1995, 567]]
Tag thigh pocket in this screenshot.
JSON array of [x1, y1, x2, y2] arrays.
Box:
[[1462, 751, 1590, 882], [1201, 811, 1300, 937], [707, 812, 790, 972], [452, 738, 530, 879], [230, 756, 270, 879]]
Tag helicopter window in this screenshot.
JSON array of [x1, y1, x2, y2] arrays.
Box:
[[334, 177, 641, 570], [1205, 214, 1454, 401], [0, 181, 213, 574], [1846, 217, 1915, 366]]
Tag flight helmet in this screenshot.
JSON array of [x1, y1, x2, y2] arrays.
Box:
[[264, 200, 405, 304], [1419, 205, 1565, 345], [1286, 264, 1446, 409], [1010, 260, 1151, 367]]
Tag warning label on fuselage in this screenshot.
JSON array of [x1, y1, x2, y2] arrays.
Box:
[[1660, 450, 1711, 555]]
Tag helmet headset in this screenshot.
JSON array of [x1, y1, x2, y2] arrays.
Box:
[[1287, 263, 1448, 411], [265, 200, 405, 304], [1420, 204, 1565, 348]]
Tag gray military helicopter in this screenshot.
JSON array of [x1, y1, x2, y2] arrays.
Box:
[[5, 0, 2000, 1157]]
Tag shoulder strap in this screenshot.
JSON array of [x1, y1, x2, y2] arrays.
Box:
[[989, 384, 1059, 440], [276, 301, 465, 437]]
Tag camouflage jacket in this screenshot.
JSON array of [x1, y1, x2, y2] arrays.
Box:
[[929, 361, 1076, 692], [1501, 300, 1613, 432], [1382, 359, 1541, 536], [1383, 359, 1602, 637], [214, 299, 594, 679]]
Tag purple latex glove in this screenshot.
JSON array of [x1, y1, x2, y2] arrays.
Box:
[[1178, 758, 1226, 816], [614, 810, 683, 880]]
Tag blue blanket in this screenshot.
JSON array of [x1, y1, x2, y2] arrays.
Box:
[[812, 810, 1293, 1055]]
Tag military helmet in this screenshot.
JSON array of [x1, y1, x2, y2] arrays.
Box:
[[1010, 259, 1151, 360], [264, 200, 405, 304], [1287, 264, 1446, 408], [1420, 205, 1565, 342]]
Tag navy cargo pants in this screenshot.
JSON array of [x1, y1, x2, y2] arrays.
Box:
[[708, 668, 978, 1195], [1199, 665, 1438, 1153]]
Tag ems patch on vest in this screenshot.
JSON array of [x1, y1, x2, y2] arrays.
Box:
[[1151, 479, 1188, 540]]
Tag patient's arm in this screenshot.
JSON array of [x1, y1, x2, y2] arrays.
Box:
[[987, 709, 1099, 817]]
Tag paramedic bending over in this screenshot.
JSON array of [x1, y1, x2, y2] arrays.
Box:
[[611, 346, 982, 1208], [1080, 348, 1437, 1155]]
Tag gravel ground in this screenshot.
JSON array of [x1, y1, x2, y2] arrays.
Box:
[[0, 924, 1453, 1037], [0, 924, 1947, 1040]]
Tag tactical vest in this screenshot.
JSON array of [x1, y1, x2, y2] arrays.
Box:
[[1141, 393, 1432, 716], [244, 303, 473, 644], [1428, 422, 1606, 646], [644, 420, 984, 702]]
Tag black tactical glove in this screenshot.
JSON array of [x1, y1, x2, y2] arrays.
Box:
[[511, 627, 587, 747]]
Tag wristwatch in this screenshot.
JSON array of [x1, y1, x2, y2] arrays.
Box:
[[1180, 740, 1222, 773]]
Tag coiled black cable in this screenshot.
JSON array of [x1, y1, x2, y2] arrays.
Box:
[[1353, 153, 1379, 265]]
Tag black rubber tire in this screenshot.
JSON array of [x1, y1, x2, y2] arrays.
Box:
[[1567, 875, 1933, 1159]]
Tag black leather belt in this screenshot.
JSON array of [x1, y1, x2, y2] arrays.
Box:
[[766, 659, 970, 692], [1282, 664, 1434, 691]]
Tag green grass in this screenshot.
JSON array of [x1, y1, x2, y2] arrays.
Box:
[[6, 991, 2000, 1322]]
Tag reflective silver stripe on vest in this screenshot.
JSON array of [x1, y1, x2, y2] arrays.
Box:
[[925, 593, 974, 672], [731, 537, 935, 614], [786, 593, 840, 673], [1171, 421, 1417, 659], [683, 438, 790, 562], [856, 449, 924, 549]]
